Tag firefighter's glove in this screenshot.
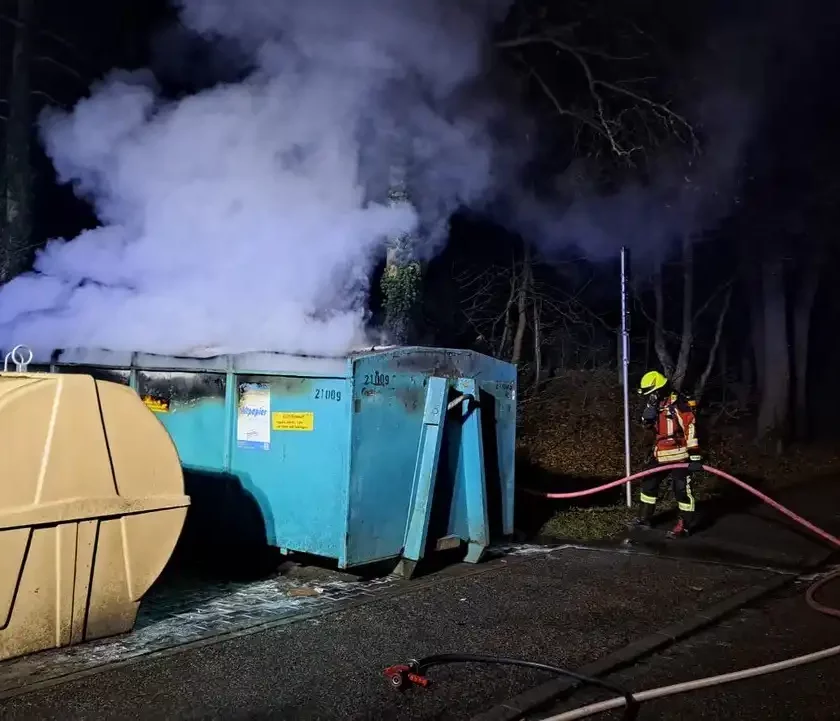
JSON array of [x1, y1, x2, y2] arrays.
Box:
[[641, 404, 658, 424], [687, 455, 704, 473]]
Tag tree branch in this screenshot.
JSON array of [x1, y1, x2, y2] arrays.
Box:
[[692, 276, 734, 322], [694, 286, 732, 402], [33, 55, 87, 83], [653, 262, 675, 377], [498, 31, 696, 158], [1, 89, 69, 111], [511, 56, 606, 139], [672, 234, 694, 390], [0, 12, 80, 56]]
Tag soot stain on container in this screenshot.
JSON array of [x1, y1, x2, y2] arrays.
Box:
[[138, 371, 226, 409], [390, 349, 482, 380], [395, 385, 422, 412], [58, 365, 131, 386], [236, 375, 315, 398]]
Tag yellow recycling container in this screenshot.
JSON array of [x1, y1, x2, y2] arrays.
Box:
[[0, 371, 190, 661]]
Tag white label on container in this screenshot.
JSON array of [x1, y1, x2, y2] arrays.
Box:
[[237, 383, 271, 450]]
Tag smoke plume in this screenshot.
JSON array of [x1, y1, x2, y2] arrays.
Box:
[[520, 88, 754, 264], [515, 0, 789, 267], [0, 0, 512, 360]]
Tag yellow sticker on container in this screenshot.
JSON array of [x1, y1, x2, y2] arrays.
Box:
[[272, 411, 314, 431], [143, 396, 170, 413]]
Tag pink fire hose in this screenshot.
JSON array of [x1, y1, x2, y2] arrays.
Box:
[[522, 462, 840, 549], [520, 464, 840, 720], [385, 465, 840, 719]]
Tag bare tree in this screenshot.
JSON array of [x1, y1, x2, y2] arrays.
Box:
[[532, 291, 543, 385], [0, 0, 87, 283], [511, 244, 532, 365], [457, 255, 520, 359], [496, 6, 696, 165], [694, 285, 732, 402], [1, 0, 34, 283], [792, 247, 822, 440], [458, 244, 614, 391], [638, 244, 733, 399], [755, 248, 790, 449]]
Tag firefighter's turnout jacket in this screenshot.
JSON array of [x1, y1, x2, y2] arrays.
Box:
[[650, 393, 699, 463]]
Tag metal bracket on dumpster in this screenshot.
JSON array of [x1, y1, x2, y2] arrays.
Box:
[[399, 377, 490, 578]]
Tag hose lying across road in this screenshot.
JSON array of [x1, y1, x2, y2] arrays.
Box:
[[522, 464, 840, 721]]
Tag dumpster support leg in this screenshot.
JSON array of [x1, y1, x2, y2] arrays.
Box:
[[398, 376, 449, 579], [456, 378, 490, 565]]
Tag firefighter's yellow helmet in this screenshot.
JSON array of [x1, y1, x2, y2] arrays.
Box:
[[639, 370, 668, 396]]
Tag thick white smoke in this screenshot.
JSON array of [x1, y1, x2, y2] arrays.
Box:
[[520, 88, 754, 264], [0, 0, 511, 359]]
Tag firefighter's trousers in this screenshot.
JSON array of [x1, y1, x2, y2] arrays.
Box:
[[639, 464, 696, 516]]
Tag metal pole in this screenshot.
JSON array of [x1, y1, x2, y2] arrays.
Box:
[[620, 247, 632, 507]]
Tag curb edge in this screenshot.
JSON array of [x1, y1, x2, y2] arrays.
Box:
[[468, 571, 799, 721]]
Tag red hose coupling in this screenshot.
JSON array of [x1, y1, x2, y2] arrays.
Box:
[[383, 664, 430, 690]]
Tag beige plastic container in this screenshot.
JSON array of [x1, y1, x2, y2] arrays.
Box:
[[0, 372, 190, 661]]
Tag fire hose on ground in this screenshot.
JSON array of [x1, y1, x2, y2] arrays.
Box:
[[383, 463, 840, 720], [522, 462, 840, 548]]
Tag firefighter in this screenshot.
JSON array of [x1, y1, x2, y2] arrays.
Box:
[[631, 370, 703, 538]]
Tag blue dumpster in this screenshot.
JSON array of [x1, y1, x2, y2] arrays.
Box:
[[42, 346, 516, 575]]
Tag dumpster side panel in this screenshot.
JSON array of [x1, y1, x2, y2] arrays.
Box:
[[136, 371, 228, 471], [231, 374, 351, 561], [135, 371, 248, 569], [440, 354, 516, 544], [346, 356, 426, 566], [478, 375, 517, 538], [350, 348, 517, 555]]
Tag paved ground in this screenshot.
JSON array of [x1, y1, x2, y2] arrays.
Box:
[[0, 545, 565, 695], [531, 567, 840, 720], [0, 558, 404, 695], [2, 478, 836, 720], [0, 546, 783, 720], [477, 478, 840, 721], [676, 476, 840, 567], [616, 475, 840, 570]]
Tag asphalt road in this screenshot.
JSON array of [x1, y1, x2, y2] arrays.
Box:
[[531, 568, 840, 721], [0, 547, 779, 721]]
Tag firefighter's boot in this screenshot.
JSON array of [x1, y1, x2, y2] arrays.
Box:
[[667, 511, 696, 539], [629, 502, 655, 529]]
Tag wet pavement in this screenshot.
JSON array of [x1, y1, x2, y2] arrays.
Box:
[[530, 567, 840, 721], [3, 476, 837, 720], [678, 477, 840, 567], [479, 478, 840, 721], [0, 558, 400, 696], [0, 545, 783, 720]]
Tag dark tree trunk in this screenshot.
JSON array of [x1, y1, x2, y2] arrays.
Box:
[[1, 0, 35, 284], [792, 247, 823, 440], [746, 263, 765, 397], [511, 244, 531, 365], [672, 234, 694, 391], [652, 259, 675, 378], [756, 253, 790, 449]]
